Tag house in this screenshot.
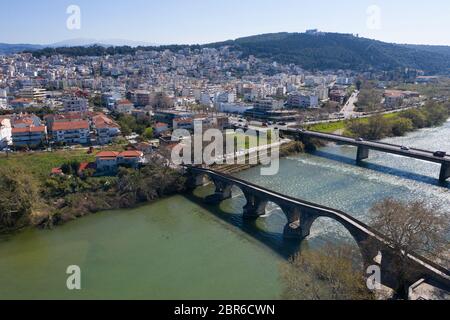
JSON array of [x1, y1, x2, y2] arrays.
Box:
[[95, 150, 145, 173], [384, 90, 405, 109], [52, 120, 90, 145], [173, 117, 194, 130], [114, 99, 135, 114], [329, 90, 348, 104], [133, 142, 155, 154], [91, 114, 121, 145], [117, 151, 145, 168], [10, 98, 33, 109], [154, 122, 170, 135]]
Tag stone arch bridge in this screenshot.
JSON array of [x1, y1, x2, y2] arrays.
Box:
[[186, 166, 450, 294]]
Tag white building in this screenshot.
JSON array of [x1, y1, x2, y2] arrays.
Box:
[[52, 120, 90, 145], [215, 92, 236, 104], [217, 103, 254, 114], [0, 117, 12, 149], [18, 87, 47, 101], [114, 99, 135, 114], [288, 92, 319, 108]]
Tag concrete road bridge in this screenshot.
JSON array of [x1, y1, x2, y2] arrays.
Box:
[[281, 129, 450, 182]]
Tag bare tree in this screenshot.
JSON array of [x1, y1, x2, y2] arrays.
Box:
[[369, 198, 450, 299], [280, 243, 375, 300], [151, 92, 173, 110]]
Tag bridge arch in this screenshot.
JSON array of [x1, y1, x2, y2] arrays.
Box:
[[301, 213, 382, 268]]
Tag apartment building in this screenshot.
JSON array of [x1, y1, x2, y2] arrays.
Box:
[[52, 120, 90, 145], [63, 96, 88, 113], [11, 125, 47, 148], [287, 92, 319, 108], [18, 87, 47, 101], [127, 90, 152, 107]]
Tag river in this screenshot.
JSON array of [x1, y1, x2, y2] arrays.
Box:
[[0, 121, 449, 299]]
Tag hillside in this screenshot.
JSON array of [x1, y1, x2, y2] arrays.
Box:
[[18, 32, 450, 74], [209, 32, 450, 74], [0, 43, 44, 55]]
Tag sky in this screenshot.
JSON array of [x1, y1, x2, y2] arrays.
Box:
[[2, 0, 450, 46]]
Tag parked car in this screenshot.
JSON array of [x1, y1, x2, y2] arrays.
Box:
[[434, 151, 447, 158]]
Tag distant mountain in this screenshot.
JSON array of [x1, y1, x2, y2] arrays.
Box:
[[0, 38, 158, 55], [208, 32, 450, 74], [49, 38, 158, 48], [0, 43, 44, 54]]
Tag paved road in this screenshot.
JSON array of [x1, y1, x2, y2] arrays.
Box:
[[340, 91, 360, 119]]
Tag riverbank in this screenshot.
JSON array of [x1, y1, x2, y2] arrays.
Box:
[[0, 156, 187, 234], [308, 101, 450, 140]]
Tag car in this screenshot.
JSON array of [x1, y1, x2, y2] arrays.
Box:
[[434, 151, 447, 158], [278, 122, 287, 126], [356, 138, 364, 142], [401, 146, 410, 151]]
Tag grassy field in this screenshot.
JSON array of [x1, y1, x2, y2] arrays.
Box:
[[308, 121, 347, 133], [0, 150, 96, 181], [308, 111, 403, 134]]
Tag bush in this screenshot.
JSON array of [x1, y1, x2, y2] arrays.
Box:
[[390, 117, 413, 136]]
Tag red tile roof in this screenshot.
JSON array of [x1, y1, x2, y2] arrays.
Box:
[[12, 126, 46, 134], [95, 150, 143, 160], [51, 168, 63, 175], [117, 99, 133, 105], [96, 151, 120, 159], [52, 120, 89, 131], [155, 122, 168, 128], [119, 150, 143, 158]]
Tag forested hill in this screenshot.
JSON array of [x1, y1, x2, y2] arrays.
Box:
[[24, 32, 450, 74], [209, 32, 450, 74]]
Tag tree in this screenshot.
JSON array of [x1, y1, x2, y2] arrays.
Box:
[[390, 117, 413, 136], [151, 92, 173, 110], [143, 127, 154, 140], [356, 79, 363, 91], [369, 198, 449, 299], [400, 109, 428, 128], [346, 115, 392, 140], [280, 243, 375, 300], [0, 167, 39, 230]]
